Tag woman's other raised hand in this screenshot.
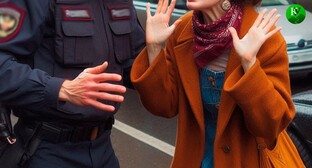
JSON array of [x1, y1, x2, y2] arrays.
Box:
[[229, 8, 281, 72]]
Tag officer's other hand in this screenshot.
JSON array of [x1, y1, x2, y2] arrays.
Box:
[[58, 61, 126, 112]]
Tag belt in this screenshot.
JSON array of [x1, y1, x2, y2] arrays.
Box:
[[17, 118, 114, 143]]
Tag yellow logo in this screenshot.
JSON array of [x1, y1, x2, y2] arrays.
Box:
[[0, 4, 25, 43], [0, 13, 17, 37]]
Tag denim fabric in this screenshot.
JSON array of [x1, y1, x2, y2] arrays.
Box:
[[200, 68, 224, 120], [200, 68, 225, 168], [201, 120, 217, 168]]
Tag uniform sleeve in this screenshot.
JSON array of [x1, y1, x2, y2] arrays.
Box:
[[0, 55, 64, 108], [223, 33, 294, 143], [0, 1, 65, 110]]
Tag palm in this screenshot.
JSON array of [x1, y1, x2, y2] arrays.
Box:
[[145, 0, 181, 45], [229, 8, 281, 64], [232, 27, 267, 62], [146, 12, 171, 45]]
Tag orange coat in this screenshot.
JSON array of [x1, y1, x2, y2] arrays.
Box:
[[131, 5, 304, 168]]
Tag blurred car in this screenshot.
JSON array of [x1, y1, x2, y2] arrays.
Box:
[[288, 90, 312, 167], [293, 0, 312, 12], [134, 0, 312, 74]]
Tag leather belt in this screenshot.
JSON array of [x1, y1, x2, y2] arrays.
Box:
[[16, 118, 114, 143]]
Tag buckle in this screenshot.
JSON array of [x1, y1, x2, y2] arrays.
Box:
[[90, 127, 99, 140], [6, 136, 16, 144]]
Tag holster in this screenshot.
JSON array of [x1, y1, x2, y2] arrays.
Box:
[[0, 104, 15, 154], [0, 105, 39, 168]]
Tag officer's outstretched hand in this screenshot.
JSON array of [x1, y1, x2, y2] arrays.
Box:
[[58, 62, 126, 112]]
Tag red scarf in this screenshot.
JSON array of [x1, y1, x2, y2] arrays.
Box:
[[192, 4, 243, 68]]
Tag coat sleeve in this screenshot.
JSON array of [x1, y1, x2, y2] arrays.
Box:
[[0, 1, 64, 110], [130, 37, 180, 118], [223, 32, 294, 144]]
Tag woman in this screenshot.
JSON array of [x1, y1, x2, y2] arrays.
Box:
[[131, 0, 305, 167]]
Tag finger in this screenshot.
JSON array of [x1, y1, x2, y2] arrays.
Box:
[[84, 61, 108, 74], [265, 27, 282, 40], [263, 14, 281, 33], [228, 27, 239, 42], [259, 8, 277, 29], [86, 92, 125, 103], [146, 2, 152, 19], [92, 83, 127, 94], [173, 19, 182, 27], [85, 99, 116, 112], [168, 19, 182, 33], [156, 0, 164, 13], [253, 8, 268, 28], [92, 73, 122, 83], [167, 0, 176, 17], [161, 0, 169, 13]]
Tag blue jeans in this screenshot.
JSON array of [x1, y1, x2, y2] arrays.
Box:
[[200, 68, 225, 168]]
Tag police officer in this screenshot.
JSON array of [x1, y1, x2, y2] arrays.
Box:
[[0, 0, 145, 167]]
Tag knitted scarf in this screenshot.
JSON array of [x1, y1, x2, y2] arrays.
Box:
[[192, 4, 243, 68]]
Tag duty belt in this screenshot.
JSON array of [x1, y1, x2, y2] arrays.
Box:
[[16, 118, 114, 143]]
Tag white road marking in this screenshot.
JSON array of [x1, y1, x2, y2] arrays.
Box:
[[113, 120, 175, 156]]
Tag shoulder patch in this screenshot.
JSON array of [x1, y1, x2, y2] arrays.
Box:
[[0, 3, 25, 43]]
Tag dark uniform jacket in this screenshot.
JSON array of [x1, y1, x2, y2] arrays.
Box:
[[0, 0, 145, 125]]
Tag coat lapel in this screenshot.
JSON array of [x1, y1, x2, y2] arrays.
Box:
[[173, 18, 205, 133], [215, 49, 239, 140], [216, 5, 258, 140], [172, 16, 243, 138], [172, 5, 257, 141]]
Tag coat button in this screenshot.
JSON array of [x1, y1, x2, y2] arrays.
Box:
[[222, 145, 231, 153]]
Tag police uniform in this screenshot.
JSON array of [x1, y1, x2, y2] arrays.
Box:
[[0, 0, 145, 167]]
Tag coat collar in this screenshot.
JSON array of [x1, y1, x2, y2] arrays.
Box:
[[173, 5, 258, 138]]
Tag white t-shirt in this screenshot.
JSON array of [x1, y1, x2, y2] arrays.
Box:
[[205, 49, 230, 72]]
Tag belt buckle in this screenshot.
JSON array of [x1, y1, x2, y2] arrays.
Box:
[[90, 127, 99, 140]]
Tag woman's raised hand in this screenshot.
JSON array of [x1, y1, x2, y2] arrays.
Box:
[[146, 0, 181, 45], [228, 8, 281, 72], [145, 0, 181, 64]]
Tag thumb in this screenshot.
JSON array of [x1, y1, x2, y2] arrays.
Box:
[[168, 19, 182, 34], [228, 27, 239, 42], [84, 61, 108, 74]]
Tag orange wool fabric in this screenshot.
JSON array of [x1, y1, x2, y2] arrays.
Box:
[[131, 5, 305, 168]]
